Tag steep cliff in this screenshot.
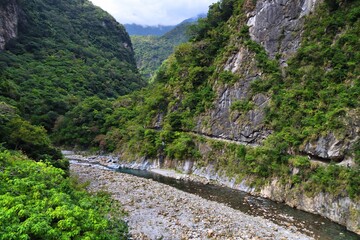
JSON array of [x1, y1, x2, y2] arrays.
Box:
[[0, 0, 19, 50], [56, 0, 360, 233]]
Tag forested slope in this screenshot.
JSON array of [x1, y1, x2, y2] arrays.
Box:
[[0, 0, 145, 131], [131, 21, 193, 78], [0, 0, 145, 161]]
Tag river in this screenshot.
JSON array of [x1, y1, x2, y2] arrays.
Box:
[[117, 167, 359, 240], [68, 155, 359, 240]]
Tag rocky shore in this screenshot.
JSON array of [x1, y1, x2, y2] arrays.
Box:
[[70, 159, 312, 239]]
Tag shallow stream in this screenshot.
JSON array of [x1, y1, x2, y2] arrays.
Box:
[[117, 168, 359, 240], [70, 159, 359, 240]]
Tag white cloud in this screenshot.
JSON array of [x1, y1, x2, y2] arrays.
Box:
[[90, 0, 218, 26]]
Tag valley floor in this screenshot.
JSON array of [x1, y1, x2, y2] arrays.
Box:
[[70, 162, 312, 239]]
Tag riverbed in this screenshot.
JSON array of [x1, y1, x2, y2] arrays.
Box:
[[70, 161, 314, 239]]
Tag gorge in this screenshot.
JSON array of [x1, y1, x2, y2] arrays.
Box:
[[0, 0, 359, 238]]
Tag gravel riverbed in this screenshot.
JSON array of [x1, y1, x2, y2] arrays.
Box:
[[70, 161, 313, 240]]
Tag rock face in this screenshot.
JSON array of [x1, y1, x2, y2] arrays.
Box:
[[196, 45, 271, 146], [247, 0, 317, 63], [300, 109, 360, 162], [180, 161, 360, 235], [196, 0, 318, 146], [301, 133, 348, 161], [0, 0, 19, 50], [259, 179, 360, 235]]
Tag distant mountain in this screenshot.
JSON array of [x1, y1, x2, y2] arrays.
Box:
[[180, 13, 207, 24], [124, 24, 176, 36], [131, 15, 204, 78], [125, 14, 206, 36]]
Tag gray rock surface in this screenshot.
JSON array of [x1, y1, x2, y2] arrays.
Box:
[[195, 0, 319, 146], [247, 0, 317, 63], [301, 133, 348, 161], [191, 161, 360, 235], [197, 46, 271, 146], [70, 161, 313, 240], [0, 0, 18, 50]]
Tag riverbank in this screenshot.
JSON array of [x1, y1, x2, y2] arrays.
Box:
[[70, 160, 312, 239]]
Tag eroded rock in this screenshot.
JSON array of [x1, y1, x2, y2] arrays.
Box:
[[247, 0, 318, 63], [0, 0, 19, 50]]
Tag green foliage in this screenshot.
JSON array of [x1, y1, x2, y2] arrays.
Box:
[[198, 137, 360, 199], [0, 150, 128, 239], [0, 0, 145, 131], [218, 70, 238, 84], [165, 132, 199, 160], [51, 0, 360, 202], [352, 140, 360, 165], [262, 0, 360, 152], [230, 100, 254, 112], [189, 0, 237, 42], [53, 97, 112, 149], [0, 102, 64, 168], [289, 156, 311, 169], [131, 22, 193, 79]]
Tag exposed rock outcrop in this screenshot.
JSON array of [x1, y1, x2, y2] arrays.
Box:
[[182, 160, 360, 235], [196, 0, 319, 146], [196, 46, 271, 146], [0, 0, 19, 50], [259, 179, 360, 235], [300, 108, 360, 162], [301, 133, 348, 161], [247, 0, 318, 64]]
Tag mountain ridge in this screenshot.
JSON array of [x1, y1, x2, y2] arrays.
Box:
[[124, 14, 206, 36]]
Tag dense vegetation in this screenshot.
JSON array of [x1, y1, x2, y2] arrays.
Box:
[[131, 21, 193, 78], [262, 0, 360, 154], [56, 0, 360, 201], [0, 0, 145, 132], [0, 0, 140, 237], [0, 102, 65, 169], [0, 0, 147, 164], [0, 150, 128, 239], [1, 0, 359, 235]]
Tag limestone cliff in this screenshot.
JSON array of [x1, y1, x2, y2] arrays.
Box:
[[196, 0, 318, 146], [0, 0, 19, 50], [247, 0, 317, 63]]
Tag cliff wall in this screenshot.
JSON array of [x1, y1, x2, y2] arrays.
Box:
[[0, 0, 18, 50]]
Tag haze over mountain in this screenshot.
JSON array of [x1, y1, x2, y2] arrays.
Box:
[[124, 14, 206, 36], [90, 0, 217, 25], [124, 24, 176, 36]]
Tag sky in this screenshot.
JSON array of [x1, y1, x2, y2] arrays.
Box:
[[90, 0, 218, 26]]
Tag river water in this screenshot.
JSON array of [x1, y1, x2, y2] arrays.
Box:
[[117, 168, 359, 240], [69, 158, 359, 240]]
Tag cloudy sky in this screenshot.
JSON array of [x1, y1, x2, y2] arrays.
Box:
[[90, 0, 218, 26]]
